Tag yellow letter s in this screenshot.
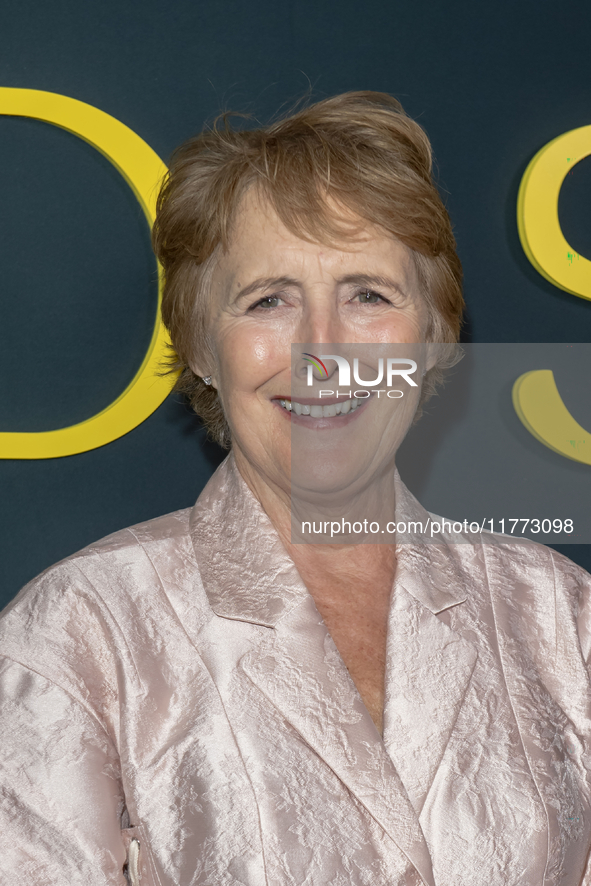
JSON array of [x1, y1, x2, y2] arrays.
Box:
[[514, 125, 591, 465]]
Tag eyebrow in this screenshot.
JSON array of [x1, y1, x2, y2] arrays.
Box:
[[234, 276, 301, 301], [234, 273, 408, 301], [338, 274, 408, 297]]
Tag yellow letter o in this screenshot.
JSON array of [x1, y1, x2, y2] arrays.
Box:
[[0, 87, 175, 459]]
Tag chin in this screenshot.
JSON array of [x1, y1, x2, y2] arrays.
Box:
[[291, 448, 392, 497]]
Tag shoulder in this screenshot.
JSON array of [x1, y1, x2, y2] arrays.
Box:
[[425, 517, 591, 725], [428, 511, 591, 664], [1, 506, 196, 624], [72, 505, 194, 563], [476, 528, 591, 604], [472, 533, 591, 699], [430, 510, 590, 600], [0, 506, 208, 726]]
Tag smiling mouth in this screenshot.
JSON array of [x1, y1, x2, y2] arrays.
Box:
[[277, 396, 366, 418]]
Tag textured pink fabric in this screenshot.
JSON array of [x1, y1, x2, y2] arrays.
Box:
[[1, 453, 591, 884]]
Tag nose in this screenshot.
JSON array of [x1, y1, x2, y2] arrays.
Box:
[[293, 297, 345, 383], [297, 297, 344, 346]]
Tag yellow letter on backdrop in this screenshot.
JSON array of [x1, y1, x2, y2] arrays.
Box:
[[0, 88, 174, 459], [517, 124, 591, 300], [512, 369, 591, 465], [514, 125, 591, 464]]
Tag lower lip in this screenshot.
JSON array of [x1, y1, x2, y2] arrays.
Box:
[[272, 398, 371, 428]]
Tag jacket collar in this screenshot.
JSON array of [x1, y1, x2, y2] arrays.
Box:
[[190, 453, 468, 625], [190, 453, 308, 627]]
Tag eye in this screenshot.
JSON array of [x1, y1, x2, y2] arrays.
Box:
[[249, 295, 283, 310], [355, 289, 389, 305]]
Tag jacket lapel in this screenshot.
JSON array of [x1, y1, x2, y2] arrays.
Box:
[[384, 478, 479, 815], [239, 594, 435, 886], [383, 586, 478, 816]]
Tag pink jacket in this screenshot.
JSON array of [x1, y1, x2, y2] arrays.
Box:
[[1, 454, 591, 885]]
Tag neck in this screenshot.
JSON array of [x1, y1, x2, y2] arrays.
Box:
[[232, 447, 398, 588]]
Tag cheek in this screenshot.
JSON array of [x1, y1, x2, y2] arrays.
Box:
[[371, 311, 427, 345], [213, 322, 289, 395]]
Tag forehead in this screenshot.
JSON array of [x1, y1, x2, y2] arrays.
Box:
[[215, 189, 418, 288]]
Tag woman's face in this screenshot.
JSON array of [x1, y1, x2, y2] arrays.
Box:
[[194, 190, 434, 504]]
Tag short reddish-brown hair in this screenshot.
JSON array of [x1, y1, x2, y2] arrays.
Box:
[[152, 91, 464, 447]]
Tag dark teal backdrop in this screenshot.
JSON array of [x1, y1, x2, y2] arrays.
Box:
[[1, 0, 591, 608]]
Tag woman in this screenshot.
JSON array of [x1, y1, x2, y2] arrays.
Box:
[[1, 92, 590, 886]]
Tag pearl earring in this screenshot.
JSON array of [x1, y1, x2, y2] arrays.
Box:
[[202, 376, 212, 385]]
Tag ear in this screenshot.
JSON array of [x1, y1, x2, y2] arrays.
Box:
[[188, 358, 218, 390]]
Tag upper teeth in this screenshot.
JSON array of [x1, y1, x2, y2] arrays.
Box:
[[278, 397, 364, 417]]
